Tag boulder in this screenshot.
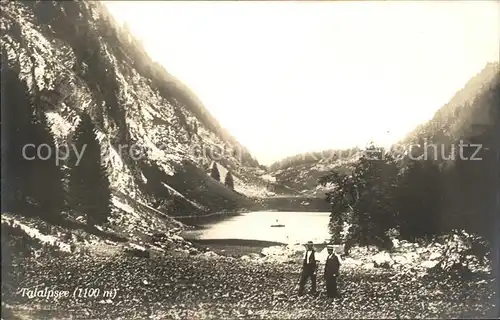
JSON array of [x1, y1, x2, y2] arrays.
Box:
[[260, 245, 304, 263], [171, 235, 184, 242], [372, 252, 393, 268], [400, 252, 419, 263], [203, 251, 219, 258], [125, 247, 150, 258], [171, 227, 181, 234], [175, 248, 190, 255], [420, 260, 439, 269], [341, 257, 363, 268], [249, 253, 261, 260], [363, 262, 375, 270], [392, 254, 409, 265], [391, 238, 400, 248], [416, 247, 426, 254], [429, 251, 442, 260], [400, 241, 413, 248]]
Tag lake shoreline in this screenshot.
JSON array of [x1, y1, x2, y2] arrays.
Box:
[[181, 210, 331, 253], [5, 250, 495, 319], [175, 210, 244, 227], [175, 196, 332, 228], [186, 238, 330, 261], [188, 239, 288, 258], [188, 238, 286, 247]]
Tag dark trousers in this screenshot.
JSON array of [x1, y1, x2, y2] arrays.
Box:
[[326, 276, 339, 298], [298, 267, 316, 295]]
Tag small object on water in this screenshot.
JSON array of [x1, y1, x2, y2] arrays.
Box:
[[271, 218, 285, 228]]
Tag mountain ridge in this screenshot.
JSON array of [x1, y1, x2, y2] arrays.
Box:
[[1, 0, 273, 237], [267, 61, 499, 196]]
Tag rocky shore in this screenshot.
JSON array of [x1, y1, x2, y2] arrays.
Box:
[[2, 234, 497, 319]]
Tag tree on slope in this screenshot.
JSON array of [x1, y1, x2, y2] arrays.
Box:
[[68, 114, 111, 226], [224, 170, 234, 190], [1, 60, 64, 220], [352, 146, 399, 250], [394, 158, 443, 242], [1, 61, 36, 213], [319, 171, 357, 245], [30, 114, 66, 222], [320, 143, 399, 253], [210, 162, 220, 182]]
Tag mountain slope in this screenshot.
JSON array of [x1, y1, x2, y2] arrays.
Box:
[[268, 148, 362, 197], [1, 0, 271, 231], [398, 62, 500, 241], [268, 62, 499, 198], [401, 62, 499, 146]]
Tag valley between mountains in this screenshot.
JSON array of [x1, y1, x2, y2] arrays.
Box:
[[1, 1, 499, 319]]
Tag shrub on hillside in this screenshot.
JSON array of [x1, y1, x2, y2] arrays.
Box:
[[1, 222, 61, 261]]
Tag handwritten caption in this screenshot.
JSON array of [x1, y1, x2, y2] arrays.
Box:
[[19, 287, 118, 301]]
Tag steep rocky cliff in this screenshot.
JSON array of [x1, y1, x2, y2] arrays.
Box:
[[1, 0, 274, 235]]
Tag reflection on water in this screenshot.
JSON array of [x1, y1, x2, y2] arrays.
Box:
[[184, 211, 331, 245]]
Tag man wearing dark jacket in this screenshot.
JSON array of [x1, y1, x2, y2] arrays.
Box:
[[298, 240, 317, 296], [324, 244, 341, 298]]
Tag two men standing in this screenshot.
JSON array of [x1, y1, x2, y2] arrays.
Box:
[[298, 241, 340, 298], [298, 241, 317, 296], [324, 244, 341, 298]]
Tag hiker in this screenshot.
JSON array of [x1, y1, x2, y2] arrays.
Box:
[[324, 244, 341, 298], [298, 240, 317, 296]]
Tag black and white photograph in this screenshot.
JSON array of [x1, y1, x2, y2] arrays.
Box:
[[1, 0, 499, 319]]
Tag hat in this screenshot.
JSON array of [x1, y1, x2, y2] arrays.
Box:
[[326, 244, 334, 250], [306, 241, 314, 245]]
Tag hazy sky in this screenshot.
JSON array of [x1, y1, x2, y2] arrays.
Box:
[[104, 1, 499, 165]]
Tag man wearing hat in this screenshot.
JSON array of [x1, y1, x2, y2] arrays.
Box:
[[298, 240, 317, 296], [324, 244, 341, 298]]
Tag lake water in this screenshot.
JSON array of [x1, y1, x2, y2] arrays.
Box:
[[183, 211, 331, 245]]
